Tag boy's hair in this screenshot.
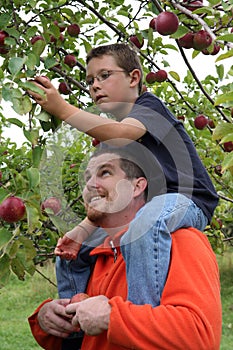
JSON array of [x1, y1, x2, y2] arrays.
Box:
[[91, 146, 148, 200], [86, 43, 143, 94]]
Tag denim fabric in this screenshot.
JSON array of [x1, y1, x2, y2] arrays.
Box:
[[56, 193, 207, 307], [56, 227, 107, 299], [120, 193, 208, 307]]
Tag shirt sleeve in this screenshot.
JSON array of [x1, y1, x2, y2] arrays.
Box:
[[108, 228, 222, 350], [28, 299, 62, 350]]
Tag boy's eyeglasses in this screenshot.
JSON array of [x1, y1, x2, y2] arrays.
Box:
[[86, 70, 126, 86]]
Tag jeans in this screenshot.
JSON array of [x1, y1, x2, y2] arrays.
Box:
[[56, 193, 207, 307], [120, 193, 208, 306]]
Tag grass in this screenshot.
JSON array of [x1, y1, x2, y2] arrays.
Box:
[[0, 248, 232, 350]]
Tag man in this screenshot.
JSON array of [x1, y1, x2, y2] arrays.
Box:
[[28, 148, 222, 350]]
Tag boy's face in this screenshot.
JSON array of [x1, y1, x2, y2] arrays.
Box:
[[86, 55, 135, 118]]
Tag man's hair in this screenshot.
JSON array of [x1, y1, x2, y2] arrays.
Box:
[[91, 147, 148, 200], [86, 43, 143, 94]]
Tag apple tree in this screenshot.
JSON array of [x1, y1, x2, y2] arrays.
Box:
[[0, 0, 233, 286]]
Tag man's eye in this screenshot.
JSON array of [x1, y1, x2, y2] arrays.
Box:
[[101, 170, 111, 177]]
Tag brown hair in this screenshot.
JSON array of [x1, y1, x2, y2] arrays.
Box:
[[86, 43, 143, 94]]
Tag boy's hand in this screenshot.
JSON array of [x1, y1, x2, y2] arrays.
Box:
[[54, 236, 82, 260], [28, 76, 77, 120]]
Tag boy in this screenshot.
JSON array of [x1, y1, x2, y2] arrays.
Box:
[[30, 43, 219, 307]]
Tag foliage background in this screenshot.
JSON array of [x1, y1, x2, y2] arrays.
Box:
[[0, 0, 233, 286]]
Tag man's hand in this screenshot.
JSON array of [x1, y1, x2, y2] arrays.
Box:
[[65, 295, 111, 336], [38, 299, 80, 338]]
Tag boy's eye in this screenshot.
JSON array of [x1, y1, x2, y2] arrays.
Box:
[[99, 71, 111, 80]]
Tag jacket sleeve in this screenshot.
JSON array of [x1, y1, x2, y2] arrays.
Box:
[[108, 228, 222, 350], [28, 299, 62, 350]]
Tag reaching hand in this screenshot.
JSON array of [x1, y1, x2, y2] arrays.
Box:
[[54, 236, 82, 260]]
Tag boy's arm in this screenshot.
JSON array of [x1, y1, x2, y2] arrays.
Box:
[[55, 217, 97, 259], [30, 77, 146, 143]]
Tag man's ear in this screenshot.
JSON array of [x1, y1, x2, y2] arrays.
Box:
[[133, 177, 147, 198], [129, 69, 141, 88]]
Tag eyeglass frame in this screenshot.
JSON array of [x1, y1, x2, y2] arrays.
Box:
[[85, 69, 128, 87]]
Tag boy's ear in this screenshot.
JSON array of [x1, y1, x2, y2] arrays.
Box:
[[133, 177, 147, 198], [129, 69, 141, 87]]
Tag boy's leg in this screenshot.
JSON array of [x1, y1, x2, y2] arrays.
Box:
[[120, 193, 208, 307], [56, 227, 107, 299]]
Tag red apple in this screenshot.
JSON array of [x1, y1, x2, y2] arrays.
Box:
[[193, 30, 212, 51], [54, 21, 66, 32], [70, 163, 77, 169], [50, 33, 65, 43], [70, 293, 89, 304], [154, 70, 167, 82], [92, 138, 100, 147], [67, 23, 80, 37], [194, 114, 208, 129], [178, 32, 194, 49], [155, 12, 179, 36], [186, 0, 203, 11], [223, 141, 233, 152], [31, 35, 44, 45], [177, 115, 185, 121], [64, 54, 77, 68], [145, 72, 157, 84], [208, 119, 215, 128], [0, 30, 9, 45], [149, 17, 157, 30], [0, 171, 2, 180], [0, 196, 26, 223], [58, 81, 70, 95], [0, 45, 9, 55], [202, 43, 220, 56], [41, 197, 61, 215], [129, 35, 144, 49]]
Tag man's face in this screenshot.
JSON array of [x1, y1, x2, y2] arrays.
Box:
[[82, 153, 135, 226], [86, 55, 133, 117]]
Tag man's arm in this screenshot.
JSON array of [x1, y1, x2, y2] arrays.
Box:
[[29, 76, 146, 143]]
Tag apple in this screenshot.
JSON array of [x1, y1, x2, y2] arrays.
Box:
[[214, 165, 222, 177], [0, 30, 9, 45], [178, 32, 194, 49], [155, 12, 179, 36], [193, 30, 212, 51], [129, 35, 144, 49], [223, 141, 233, 152], [202, 44, 220, 56], [70, 163, 77, 169], [0, 196, 26, 223], [154, 70, 167, 82], [231, 108, 233, 118], [177, 115, 185, 121], [41, 196, 62, 215], [31, 35, 44, 45], [208, 119, 215, 128], [70, 292, 89, 304], [64, 54, 77, 68], [145, 72, 157, 84], [58, 81, 70, 95], [186, 0, 203, 11], [194, 114, 208, 129], [149, 17, 157, 30], [67, 23, 80, 37], [92, 138, 100, 147], [0, 171, 2, 180], [50, 33, 65, 43], [0, 45, 9, 55], [54, 20, 66, 32]]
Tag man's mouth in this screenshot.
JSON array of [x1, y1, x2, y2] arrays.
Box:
[[90, 195, 103, 203]]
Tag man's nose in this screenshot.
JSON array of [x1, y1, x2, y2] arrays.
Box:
[[86, 174, 98, 189]]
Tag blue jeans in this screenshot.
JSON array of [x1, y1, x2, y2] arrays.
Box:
[[56, 193, 207, 306]]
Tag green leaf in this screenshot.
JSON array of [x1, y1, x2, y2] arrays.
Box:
[[19, 81, 46, 97], [214, 91, 233, 106], [169, 71, 180, 82], [215, 49, 233, 63], [12, 95, 32, 115], [26, 167, 40, 189], [0, 13, 11, 27], [222, 152, 233, 172], [31, 39, 46, 56], [36, 110, 51, 122], [216, 64, 224, 80], [212, 123, 233, 141], [26, 205, 41, 233], [0, 228, 13, 250], [26, 52, 40, 70], [0, 254, 11, 288], [216, 34, 233, 43], [44, 57, 59, 69], [32, 145, 44, 167], [11, 256, 25, 281], [6, 118, 25, 128], [8, 57, 27, 76], [220, 133, 233, 144]]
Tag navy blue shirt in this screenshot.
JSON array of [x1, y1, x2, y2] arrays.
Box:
[[125, 92, 219, 222]]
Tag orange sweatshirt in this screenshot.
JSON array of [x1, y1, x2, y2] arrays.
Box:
[[28, 228, 222, 350]]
